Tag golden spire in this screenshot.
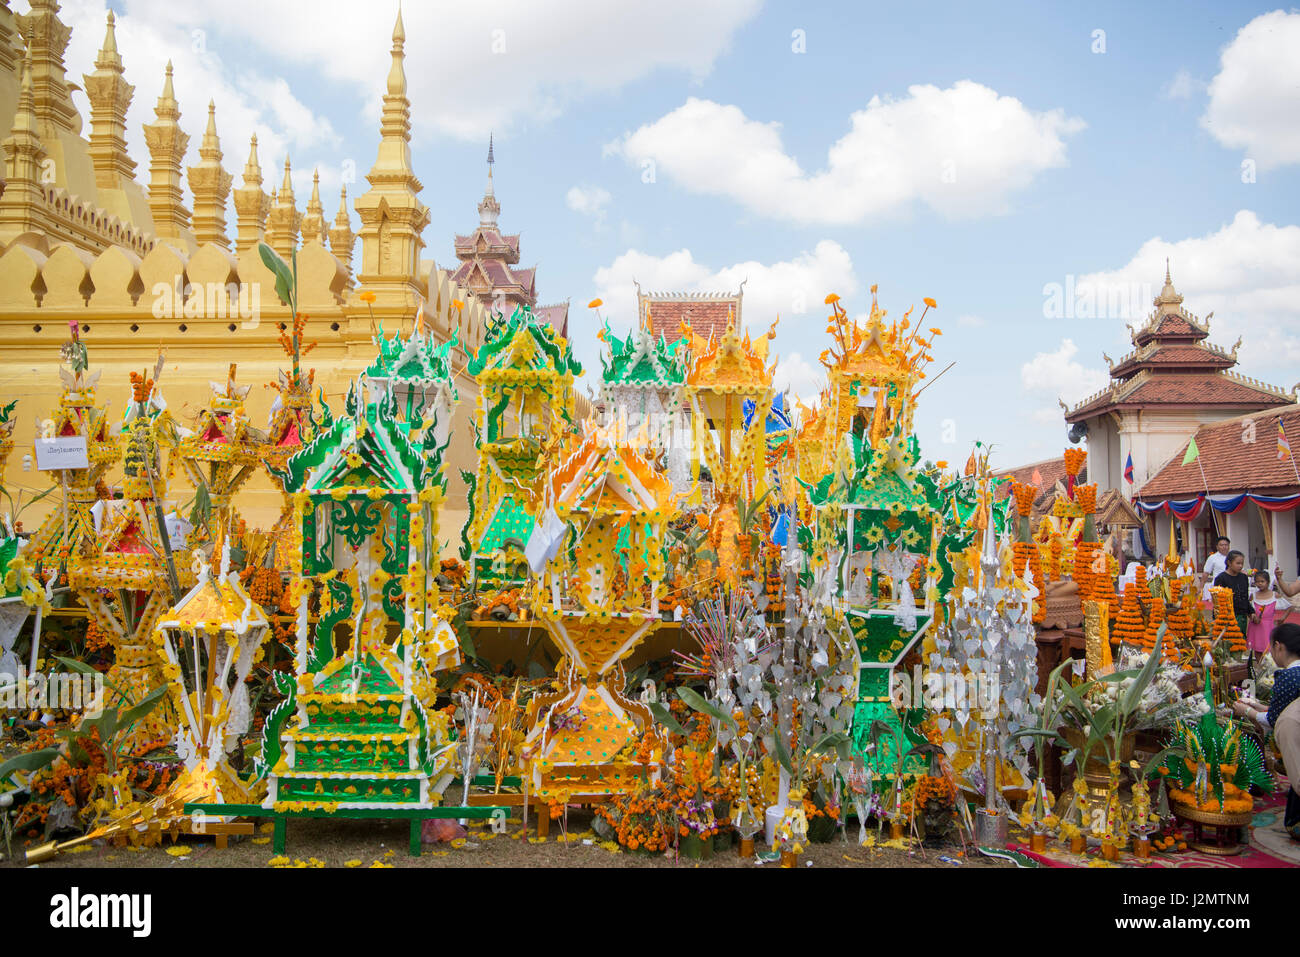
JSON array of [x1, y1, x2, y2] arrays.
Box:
[[300, 168, 327, 245], [187, 101, 233, 249], [1155, 258, 1184, 313], [143, 61, 193, 244], [388, 8, 407, 98], [353, 7, 430, 309], [233, 134, 271, 254], [267, 156, 302, 258], [15, 0, 81, 136], [0, 51, 49, 242], [83, 9, 136, 187], [329, 185, 356, 277]]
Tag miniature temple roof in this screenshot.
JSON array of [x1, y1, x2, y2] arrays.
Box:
[[365, 322, 459, 389], [548, 424, 675, 515], [802, 429, 945, 551], [184, 366, 264, 453], [683, 313, 775, 393], [466, 304, 582, 379], [278, 383, 430, 494], [160, 564, 268, 632], [476, 496, 534, 554], [598, 320, 688, 389]]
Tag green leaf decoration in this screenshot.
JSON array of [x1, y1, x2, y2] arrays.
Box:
[[676, 685, 738, 733], [648, 702, 687, 738], [118, 684, 169, 730], [0, 748, 60, 782], [259, 242, 294, 309]]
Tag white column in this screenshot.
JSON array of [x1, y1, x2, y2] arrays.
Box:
[[1273, 510, 1298, 579], [1226, 509, 1252, 563]]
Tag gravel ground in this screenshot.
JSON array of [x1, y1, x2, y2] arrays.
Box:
[[10, 811, 1012, 869]]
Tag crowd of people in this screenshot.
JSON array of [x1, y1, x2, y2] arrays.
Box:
[[1111, 533, 1299, 839]]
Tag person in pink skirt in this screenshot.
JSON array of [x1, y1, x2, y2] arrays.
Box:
[[1248, 570, 1290, 671]]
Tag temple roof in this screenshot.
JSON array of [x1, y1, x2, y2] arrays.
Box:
[[1138, 405, 1300, 499], [453, 227, 521, 260], [1068, 370, 1294, 421], [1067, 265, 1293, 422], [1107, 341, 1235, 379], [640, 290, 742, 342], [993, 456, 1086, 506], [535, 302, 570, 338], [449, 257, 536, 297]]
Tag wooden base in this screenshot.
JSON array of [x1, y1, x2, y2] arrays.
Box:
[[183, 802, 508, 857], [1171, 803, 1252, 856]]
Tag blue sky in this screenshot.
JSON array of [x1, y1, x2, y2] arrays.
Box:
[[48, 0, 1300, 469]]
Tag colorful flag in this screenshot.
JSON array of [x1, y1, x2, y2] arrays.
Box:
[[1279, 421, 1292, 461], [1181, 437, 1199, 466], [1124, 453, 1135, 484], [1031, 468, 1042, 486]]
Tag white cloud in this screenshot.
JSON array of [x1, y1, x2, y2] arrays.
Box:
[[1201, 10, 1300, 169], [565, 185, 612, 226], [605, 84, 1084, 225], [956, 314, 985, 328], [591, 240, 858, 336], [773, 352, 824, 404], [1162, 69, 1200, 100], [58, 0, 343, 202], [1076, 210, 1300, 366], [1020, 339, 1108, 407], [104, 0, 761, 142]]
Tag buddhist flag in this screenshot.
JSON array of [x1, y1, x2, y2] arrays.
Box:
[[1279, 421, 1293, 461], [1124, 453, 1135, 484], [1181, 437, 1199, 466]]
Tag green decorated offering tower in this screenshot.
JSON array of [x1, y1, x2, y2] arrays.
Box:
[[258, 322, 462, 814], [461, 305, 582, 585]]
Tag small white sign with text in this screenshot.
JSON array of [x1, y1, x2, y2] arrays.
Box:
[[34, 436, 89, 471]]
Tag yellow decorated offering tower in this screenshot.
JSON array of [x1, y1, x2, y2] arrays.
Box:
[[521, 422, 676, 801], [681, 312, 777, 591], [69, 370, 180, 752]]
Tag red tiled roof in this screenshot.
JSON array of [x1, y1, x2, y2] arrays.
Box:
[[1138, 405, 1300, 499], [1135, 312, 1205, 344], [453, 228, 521, 259], [535, 302, 569, 338], [1110, 344, 1233, 379], [640, 292, 742, 342], [993, 456, 1086, 505], [1068, 372, 1292, 421], [450, 258, 532, 291]]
